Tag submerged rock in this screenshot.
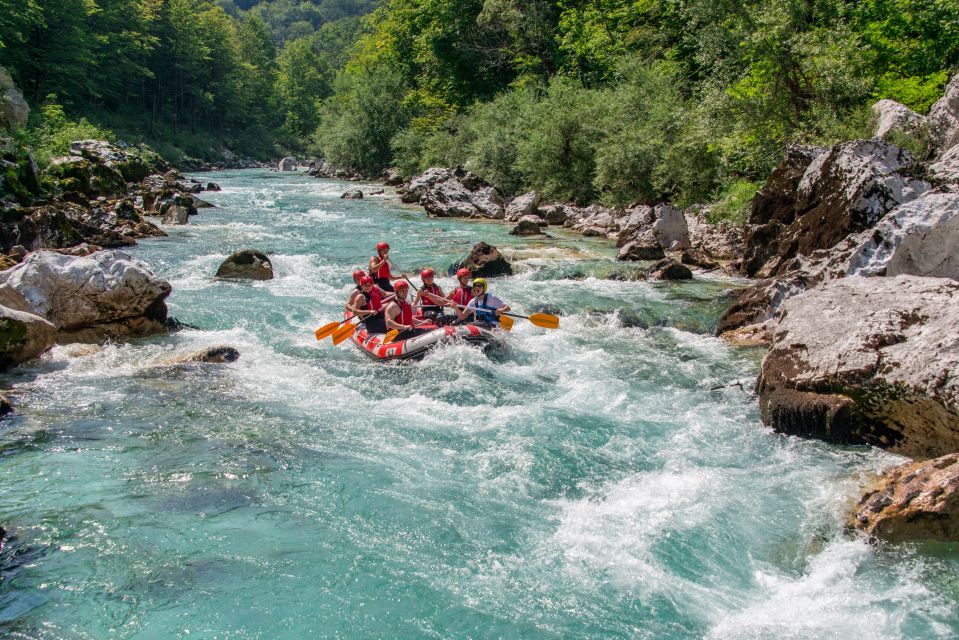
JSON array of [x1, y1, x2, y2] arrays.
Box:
[[341, 189, 363, 200], [0, 304, 57, 369], [190, 345, 240, 363], [0, 393, 12, 416], [216, 249, 274, 280], [449, 242, 512, 278], [0, 250, 171, 343], [757, 276, 959, 459], [162, 345, 241, 365], [510, 219, 543, 236], [645, 257, 693, 281], [851, 453, 959, 542]]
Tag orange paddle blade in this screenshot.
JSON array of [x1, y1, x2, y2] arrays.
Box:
[[332, 323, 357, 345], [527, 313, 559, 330], [382, 329, 399, 344], [315, 321, 344, 341], [498, 314, 513, 331]]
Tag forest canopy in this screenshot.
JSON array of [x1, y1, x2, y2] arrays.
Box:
[[2, 0, 957, 217]]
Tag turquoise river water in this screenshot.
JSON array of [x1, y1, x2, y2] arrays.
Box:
[[1, 170, 957, 639]]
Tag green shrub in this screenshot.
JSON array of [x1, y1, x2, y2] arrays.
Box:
[[29, 98, 115, 166], [707, 180, 761, 227]]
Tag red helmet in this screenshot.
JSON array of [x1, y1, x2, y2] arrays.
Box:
[[456, 268, 471, 279], [420, 268, 434, 279], [395, 280, 410, 291], [352, 269, 365, 281], [360, 276, 374, 286], [376, 242, 390, 253]]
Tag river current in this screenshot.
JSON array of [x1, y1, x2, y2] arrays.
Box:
[[1, 170, 957, 639]]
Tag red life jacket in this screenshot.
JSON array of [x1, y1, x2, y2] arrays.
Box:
[[451, 285, 473, 307], [422, 283, 443, 306], [394, 299, 413, 325], [362, 287, 382, 311], [371, 255, 392, 280]]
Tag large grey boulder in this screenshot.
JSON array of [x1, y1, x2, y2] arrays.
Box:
[[614, 205, 690, 261], [341, 189, 363, 200], [0, 66, 29, 129], [215, 249, 274, 280], [742, 140, 928, 277], [871, 99, 925, 140], [400, 167, 453, 203], [929, 72, 959, 157], [0, 304, 57, 369], [850, 453, 959, 542], [717, 188, 959, 343], [616, 231, 666, 261], [845, 190, 959, 280], [505, 192, 541, 222], [757, 276, 959, 459], [278, 157, 297, 171], [564, 204, 622, 237], [0, 250, 171, 343], [69, 140, 164, 183], [648, 205, 690, 251], [401, 168, 505, 218]]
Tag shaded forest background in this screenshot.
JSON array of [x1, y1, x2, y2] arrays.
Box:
[[2, 0, 958, 218]]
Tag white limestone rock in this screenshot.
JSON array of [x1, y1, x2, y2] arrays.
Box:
[[0, 250, 171, 343]]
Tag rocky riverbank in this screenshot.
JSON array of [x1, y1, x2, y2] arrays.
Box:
[[0, 135, 237, 371]]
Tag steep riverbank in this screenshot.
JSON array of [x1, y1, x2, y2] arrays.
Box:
[[1, 170, 957, 638]]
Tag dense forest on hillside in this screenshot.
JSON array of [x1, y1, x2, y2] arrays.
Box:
[[0, 0, 372, 160], [314, 0, 959, 215], [2, 0, 958, 218]]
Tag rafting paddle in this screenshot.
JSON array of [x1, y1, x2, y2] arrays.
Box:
[[332, 321, 359, 345], [382, 329, 400, 344], [315, 319, 350, 341], [444, 300, 559, 330]]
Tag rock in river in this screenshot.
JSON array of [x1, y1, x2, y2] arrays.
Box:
[[216, 249, 274, 280], [757, 275, 959, 459], [510, 219, 543, 236], [341, 189, 363, 200], [449, 242, 512, 278], [645, 257, 693, 281], [850, 453, 959, 542], [0, 250, 171, 343], [0, 304, 57, 369]]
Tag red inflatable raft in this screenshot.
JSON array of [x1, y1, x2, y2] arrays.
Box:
[[345, 313, 502, 361]]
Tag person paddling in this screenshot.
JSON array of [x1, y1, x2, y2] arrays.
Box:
[[384, 280, 427, 340], [346, 269, 367, 310], [351, 275, 390, 334], [369, 242, 407, 292], [456, 278, 510, 327], [413, 269, 445, 320], [448, 268, 473, 309]]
